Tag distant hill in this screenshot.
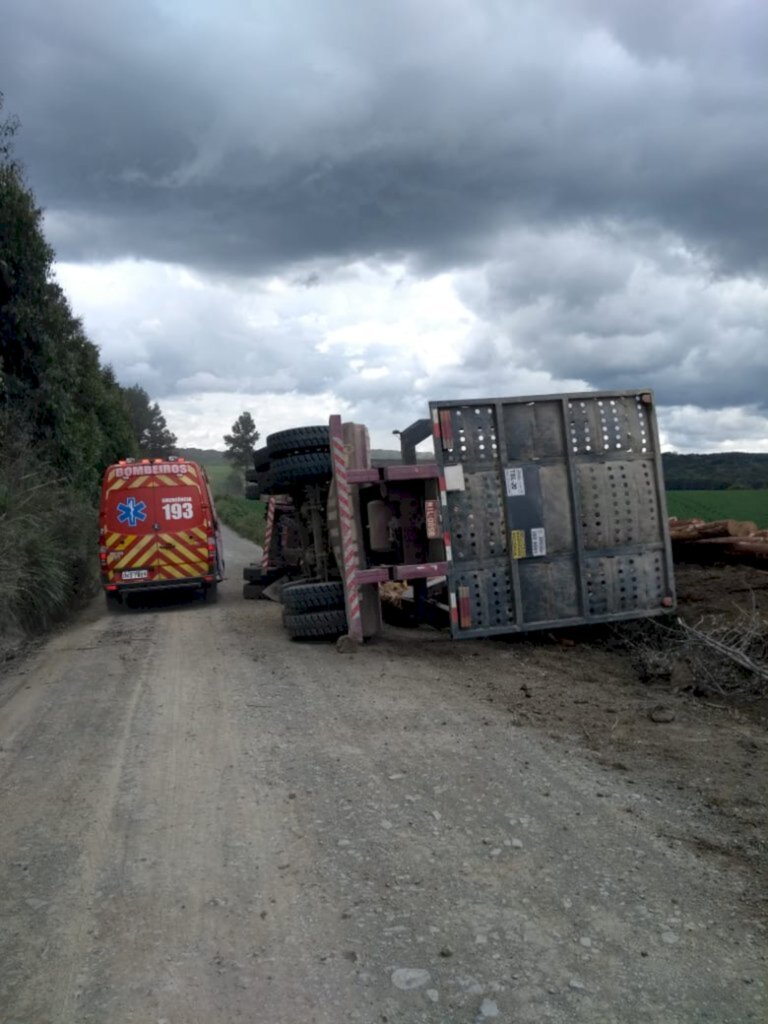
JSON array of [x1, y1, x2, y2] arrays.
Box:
[[178, 448, 228, 465], [662, 452, 768, 490], [178, 446, 767, 490]]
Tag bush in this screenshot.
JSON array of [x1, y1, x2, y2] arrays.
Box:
[[222, 468, 245, 497], [0, 441, 97, 647]]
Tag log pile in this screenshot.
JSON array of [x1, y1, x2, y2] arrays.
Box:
[[669, 517, 768, 566]]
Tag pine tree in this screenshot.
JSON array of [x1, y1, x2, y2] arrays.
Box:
[[223, 412, 259, 470], [122, 385, 177, 457]]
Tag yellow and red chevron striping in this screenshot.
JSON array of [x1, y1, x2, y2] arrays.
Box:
[[114, 535, 155, 570]]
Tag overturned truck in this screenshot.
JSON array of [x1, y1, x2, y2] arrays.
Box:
[[244, 390, 676, 645]]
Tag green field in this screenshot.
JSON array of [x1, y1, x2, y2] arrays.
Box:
[[201, 462, 240, 496], [665, 490, 768, 528], [213, 495, 266, 545], [198, 462, 267, 545]]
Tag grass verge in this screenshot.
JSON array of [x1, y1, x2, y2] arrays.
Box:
[[215, 495, 266, 546]]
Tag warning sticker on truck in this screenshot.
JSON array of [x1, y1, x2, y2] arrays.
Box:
[[510, 529, 527, 559], [530, 527, 547, 557], [504, 467, 525, 497]]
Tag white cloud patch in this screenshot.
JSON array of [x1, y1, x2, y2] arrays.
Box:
[[54, 219, 768, 452]]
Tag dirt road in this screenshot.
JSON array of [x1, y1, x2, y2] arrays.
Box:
[[0, 526, 765, 1023]]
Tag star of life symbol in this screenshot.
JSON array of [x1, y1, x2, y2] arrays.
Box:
[[116, 497, 148, 527]]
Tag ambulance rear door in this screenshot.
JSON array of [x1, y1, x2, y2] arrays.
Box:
[[153, 478, 211, 584]]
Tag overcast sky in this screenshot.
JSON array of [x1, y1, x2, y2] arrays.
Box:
[[3, 0, 768, 451]]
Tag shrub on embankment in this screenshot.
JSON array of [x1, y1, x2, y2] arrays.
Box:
[[0, 441, 96, 643], [0, 97, 139, 652]]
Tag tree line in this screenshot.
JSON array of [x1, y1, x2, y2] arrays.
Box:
[[662, 452, 768, 491], [0, 95, 176, 642]]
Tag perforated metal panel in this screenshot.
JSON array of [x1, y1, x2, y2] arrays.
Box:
[[431, 391, 675, 638]]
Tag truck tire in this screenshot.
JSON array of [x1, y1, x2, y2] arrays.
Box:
[[282, 581, 345, 613], [252, 446, 271, 471], [283, 609, 348, 639], [268, 451, 332, 487], [243, 582, 263, 599], [267, 426, 330, 458], [244, 482, 261, 500], [258, 470, 287, 496]]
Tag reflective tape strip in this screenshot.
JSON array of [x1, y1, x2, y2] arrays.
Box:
[[439, 410, 454, 449], [261, 497, 277, 573], [439, 475, 447, 507], [449, 590, 458, 626], [432, 407, 441, 440], [458, 585, 472, 628], [443, 532, 453, 562], [330, 417, 362, 641]]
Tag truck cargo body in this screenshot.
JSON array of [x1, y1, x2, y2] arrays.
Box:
[[431, 391, 675, 637], [246, 390, 675, 643]]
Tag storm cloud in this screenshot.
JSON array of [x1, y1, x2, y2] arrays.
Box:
[[3, 0, 768, 449]]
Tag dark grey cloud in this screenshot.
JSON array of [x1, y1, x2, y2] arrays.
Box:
[[6, 0, 768, 451], [453, 224, 768, 413], [3, 0, 768, 277]]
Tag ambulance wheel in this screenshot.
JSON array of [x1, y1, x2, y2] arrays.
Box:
[[204, 581, 219, 603], [283, 609, 348, 639], [267, 426, 330, 458], [105, 591, 123, 613], [282, 581, 345, 614]]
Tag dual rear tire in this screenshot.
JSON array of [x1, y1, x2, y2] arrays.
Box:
[[281, 580, 347, 639]]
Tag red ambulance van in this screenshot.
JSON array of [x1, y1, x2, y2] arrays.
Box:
[[99, 457, 224, 607]]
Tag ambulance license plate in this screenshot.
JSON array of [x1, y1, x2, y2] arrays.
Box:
[[121, 569, 149, 580]]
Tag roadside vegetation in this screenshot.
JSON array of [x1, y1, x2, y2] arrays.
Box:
[[212, 495, 266, 546], [0, 96, 175, 653]]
